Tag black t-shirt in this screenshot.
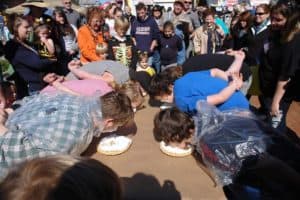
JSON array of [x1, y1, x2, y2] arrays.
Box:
[[182, 54, 251, 81], [259, 31, 282, 97], [280, 33, 300, 101]]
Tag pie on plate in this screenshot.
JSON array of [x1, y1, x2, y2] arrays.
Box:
[[97, 135, 132, 155], [159, 141, 193, 157]]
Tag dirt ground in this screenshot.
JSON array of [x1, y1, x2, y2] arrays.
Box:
[[84, 97, 300, 200], [3, 1, 300, 198]]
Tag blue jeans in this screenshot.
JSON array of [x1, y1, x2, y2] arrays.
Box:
[[152, 50, 161, 73], [175, 28, 186, 66]]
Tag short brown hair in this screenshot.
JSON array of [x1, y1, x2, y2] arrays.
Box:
[[153, 107, 195, 144], [203, 8, 216, 19], [256, 3, 271, 14], [101, 91, 134, 126], [136, 2, 146, 11], [148, 66, 182, 97]]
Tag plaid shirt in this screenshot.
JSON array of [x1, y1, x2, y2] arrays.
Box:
[[0, 94, 101, 178]]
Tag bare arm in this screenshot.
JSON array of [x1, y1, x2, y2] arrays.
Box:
[[207, 73, 243, 106], [41, 38, 55, 55], [226, 50, 245, 74], [70, 67, 103, 80], [150, 40, 157, 52], [210, 68, 228, 81], [67, 60, 104, 80], [52, 81, 80, 96], [271, 80, 290, 116]]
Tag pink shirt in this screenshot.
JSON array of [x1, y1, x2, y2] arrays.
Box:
[[41, 79, 113, 96]]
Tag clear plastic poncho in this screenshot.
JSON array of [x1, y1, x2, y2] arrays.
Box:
[[194, 101, 272, 186]]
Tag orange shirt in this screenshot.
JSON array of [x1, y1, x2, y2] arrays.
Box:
[[78, 25, 105, 64]]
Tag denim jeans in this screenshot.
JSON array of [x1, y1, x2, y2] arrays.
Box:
[[175, 28, 186, 66], [152, 50, 161, 73]]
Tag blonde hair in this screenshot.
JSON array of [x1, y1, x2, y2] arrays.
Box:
[[117, 80, 144, 109], [114, 16, 129, 31], [0, 155, 122, 200], [96, 43, 108, 55]]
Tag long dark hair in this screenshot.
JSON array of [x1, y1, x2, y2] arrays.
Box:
[[52, 8, 75, 37]]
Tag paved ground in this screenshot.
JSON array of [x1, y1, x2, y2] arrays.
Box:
[[83, 96, 300, 200]]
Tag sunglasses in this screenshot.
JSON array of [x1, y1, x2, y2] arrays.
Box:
[[255, 12, 266, 16], [64, 2, 71, 4], [184, 1, 192, 4]]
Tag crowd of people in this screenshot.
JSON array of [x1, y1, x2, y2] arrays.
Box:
[[0, 0, 299, 199]]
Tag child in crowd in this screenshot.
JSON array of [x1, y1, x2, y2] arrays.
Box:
[[159, 21, 183, 71], [107, 16, 137, 69], [34, 24, 56, 60], [136, 52, 156, 77], [0, 155, 122, 200], [96, 42, 109, 60]]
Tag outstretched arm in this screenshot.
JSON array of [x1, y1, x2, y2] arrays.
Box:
[[225, 50, 245, 75], [207, 73, 243, 106], [271, 79, 290, 116], [210, 68, 228, 81], [68, 60, 104, 80], [51, 80, 80, 96]]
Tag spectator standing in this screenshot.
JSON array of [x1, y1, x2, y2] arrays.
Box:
[[259, 4, 299, 132], [77, 7, 106, 64], [105, 3, 118, 37], [131, 2, 159, 66], [107, 16, 137, 69], [52, 8, 78, 75], [61, 0, 81, 28], [193, 8, 225, 55], [183, 0, 200, 29], [245, 4, 271, 66], [4, 17, 56, 98], [163, 0, 193, 65], [159, 21, 183, 71]]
